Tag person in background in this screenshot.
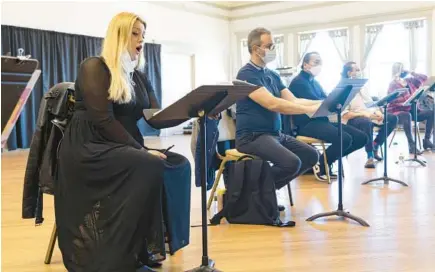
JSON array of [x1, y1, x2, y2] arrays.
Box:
[[387, 62, 433, 153], [289, 52, 368, 181], [340, 61, 398, 168], [235, 27, 320, 205]]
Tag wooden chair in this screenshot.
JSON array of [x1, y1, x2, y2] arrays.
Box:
[[44, 224, 57, 264], [206, 148, 293, 211], [295, 136, 332, 183]]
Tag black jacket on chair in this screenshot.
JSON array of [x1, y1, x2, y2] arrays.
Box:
[[22, 82, 75, 224]]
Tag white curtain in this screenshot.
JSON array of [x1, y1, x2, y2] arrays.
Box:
[[240, 39, 250, 66], [328, 29, 349, 63], [361, 25, 383, 71], [404, 20, 425, 71], [296, 32, 316, 71]]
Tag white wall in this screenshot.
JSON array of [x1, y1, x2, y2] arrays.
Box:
[[1, 1, 231, 87]]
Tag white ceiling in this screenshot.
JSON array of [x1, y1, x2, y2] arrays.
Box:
[[205, 1, 278, 10]]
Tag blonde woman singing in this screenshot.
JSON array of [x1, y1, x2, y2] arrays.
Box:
[[55, 12, 191, 271]]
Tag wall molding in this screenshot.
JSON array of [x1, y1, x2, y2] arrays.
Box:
[[230, 1, 354, 21], [234, 7, 434, 37], [151, 1, 356, 21]]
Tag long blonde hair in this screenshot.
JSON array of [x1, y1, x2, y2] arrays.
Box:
[[392, 62, 403, 78], [101, 12, 146, 103]]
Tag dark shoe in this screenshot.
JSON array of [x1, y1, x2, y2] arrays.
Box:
[[364, 158, 376, 169], [278, 205, 285, 212], [423, 139, 434, 150], [373, 149, 383, 161]]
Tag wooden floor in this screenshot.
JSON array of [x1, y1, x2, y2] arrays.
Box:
[[2, 133, 435, 272]]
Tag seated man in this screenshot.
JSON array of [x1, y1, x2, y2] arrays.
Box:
[[289, 52, 368, 181], [341, 61, 398, 168], [236, 27, 320, 193]]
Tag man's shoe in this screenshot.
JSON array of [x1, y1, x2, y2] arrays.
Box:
[[373, 149, 383, 161], [364, 158, 376, 168], [313, 164, 328, 182]]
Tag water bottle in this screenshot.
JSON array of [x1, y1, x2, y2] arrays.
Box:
[[397, 152, 405, 165]]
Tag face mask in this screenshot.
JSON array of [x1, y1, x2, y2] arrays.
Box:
[[400, 71, 409, 78], [121, 51, 138, 74], [309, 65, 322, 77], [258, 47, 277, 64], [352, 72, 362, 79]]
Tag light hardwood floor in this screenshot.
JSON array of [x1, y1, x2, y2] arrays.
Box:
[[2, 134, 435, 272]]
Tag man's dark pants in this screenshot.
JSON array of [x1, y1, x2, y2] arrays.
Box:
[[347, 114, 398, 153], [236, 132, 319, 189], [297, 120, 368, 174]]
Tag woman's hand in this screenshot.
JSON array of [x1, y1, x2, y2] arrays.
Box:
[[148, 150, 167, 159]]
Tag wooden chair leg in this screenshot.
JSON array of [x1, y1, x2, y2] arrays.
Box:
[[45, 223, 57, 264], [207, 158, 228, 210], [321, 143, 331, 184], [417, 124, 422, 150], [389, 129, 396, 148], [287, 183, 293, 207]]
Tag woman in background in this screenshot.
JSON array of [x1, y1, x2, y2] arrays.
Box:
[[387, 62, 433, 153], [55, 12, 191, 272]]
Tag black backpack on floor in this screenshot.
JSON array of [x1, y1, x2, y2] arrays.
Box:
[[210, 156, 295, 227]]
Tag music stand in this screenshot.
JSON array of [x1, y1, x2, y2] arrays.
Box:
[[306, 78, 370, 227], [403, 86, 428, 166], [421, 76, 435, 150], [145, 83, 258, 272], [1, 56, 41, 148], [362, 89, 408, 186]]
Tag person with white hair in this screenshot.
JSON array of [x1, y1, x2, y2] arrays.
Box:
[[386, 62, 433, 153]]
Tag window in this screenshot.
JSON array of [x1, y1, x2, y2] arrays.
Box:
[[415, 21, 427, 74], [239, 35, 285, 71], [303, 31, 345, 93], [364, 19, 427, 98], [240, 39, 250, 66]]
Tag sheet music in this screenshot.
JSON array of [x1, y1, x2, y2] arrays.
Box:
[[366, 88, 408, 108]]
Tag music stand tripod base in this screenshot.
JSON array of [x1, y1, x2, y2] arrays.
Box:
[[404, 157, 426, 167], [362, 103, 408, 187], [362, 176, 408, 186], [185, 258, 221, 272], [306, 209, 370, 227]]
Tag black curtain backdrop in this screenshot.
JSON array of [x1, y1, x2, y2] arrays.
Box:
[[1, 25, 162, 150], [138, 43, 162, 137]]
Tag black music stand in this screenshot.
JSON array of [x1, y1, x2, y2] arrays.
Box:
[[362, 89, 408, 186], [403, 86, 428, 166], [1, 56, 41, 148], [422, 76, 435, 150], [145, 83, 258, 272], [306, 78, 370, 227]]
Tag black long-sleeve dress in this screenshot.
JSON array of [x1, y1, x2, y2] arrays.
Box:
[[55, 57, 191, 271]]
